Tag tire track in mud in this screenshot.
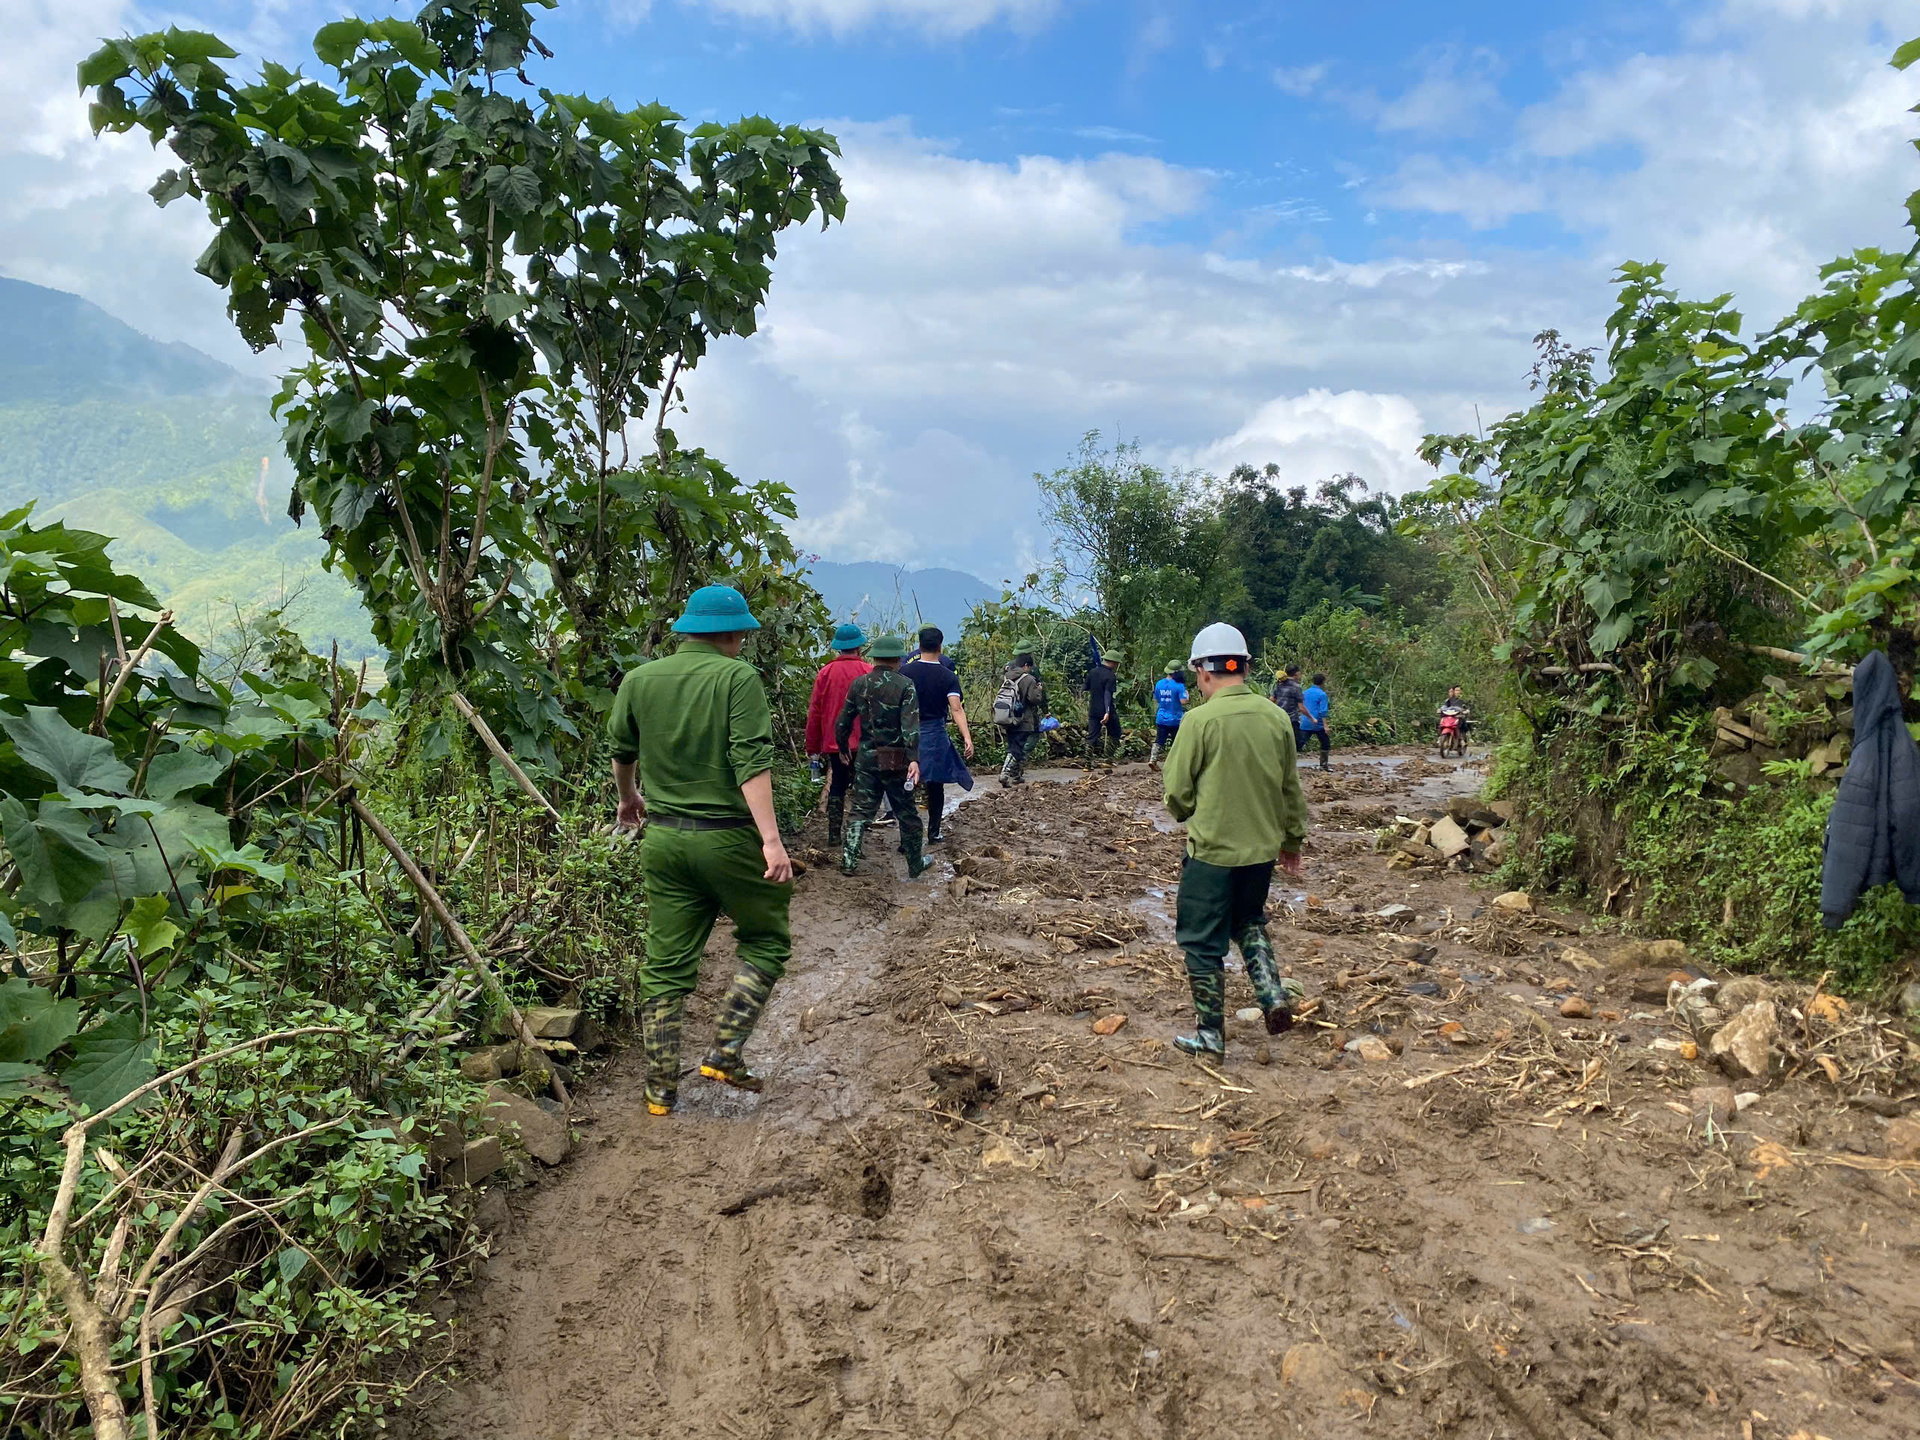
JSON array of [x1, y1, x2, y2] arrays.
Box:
[[415, 754, 1920, 1440]]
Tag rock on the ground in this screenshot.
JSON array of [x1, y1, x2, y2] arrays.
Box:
[[480, 1085, 571, 1165], [1806, 993, 1849, 1025], [1709, 1000, 1778, 1080], [1887, 1117, 1920, 1162], [1235, 1007, 1264, 1023], [1428, 815, 1471, 858], [1129, 1152, 1157, 1180], [1689, 1085, 1739, 1125], [460, 1041, 523, 1082], [1092, 1013, 1128, 1036], [1491, 890, 1532, 913], [1558, 995, 1592, 1019], [524, 1006, 582, 1040], [447, 1135, 508, 1186], [1609, 938, 1692, 972], [1717, 976, 1775, 1011], [1345, 1035, 1393, 1063], [1898, 981, 1920, 1017]]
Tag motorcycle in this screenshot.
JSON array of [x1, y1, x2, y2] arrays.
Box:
[[1437, 711, 1467, 758]]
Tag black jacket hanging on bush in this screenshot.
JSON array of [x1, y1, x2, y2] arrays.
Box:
[[1819, 650, 1920, 928]]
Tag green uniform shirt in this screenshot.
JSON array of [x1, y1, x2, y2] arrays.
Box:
[[1162, 683, 1308, 865], [606, 641, 775, 820], [836, 668, 920, 759]]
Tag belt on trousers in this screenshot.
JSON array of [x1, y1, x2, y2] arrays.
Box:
[[647, 814, 756, 831]]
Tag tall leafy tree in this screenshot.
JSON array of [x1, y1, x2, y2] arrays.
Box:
[[82, 1, 843, 745]]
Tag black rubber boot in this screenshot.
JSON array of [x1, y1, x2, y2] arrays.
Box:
[[1173, 969, 1227, 1057], [840, 819, 868, 875], [700, 966, 776, 1093], [1238, 925, 1303, 1035], [639, 994, 684, 1115]]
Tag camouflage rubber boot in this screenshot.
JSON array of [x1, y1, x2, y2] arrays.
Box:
[[1148, 739, 1162, 769], [1173, 969, 1227, 1057], [700, 965, 776, 1092], [840, 818, 868, 875], [904, 831, 932, 879], [826, 793, 845, 848], [639, 994, 684, 1115], [1237, 925, 1306, 1035]]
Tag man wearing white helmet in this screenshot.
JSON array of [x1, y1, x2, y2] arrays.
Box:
[[1161, 622, 1309, 1057]]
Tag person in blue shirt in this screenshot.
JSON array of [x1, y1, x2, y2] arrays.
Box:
[[1299, 672, 1332, 772], [1150, 661, 1188, 769]]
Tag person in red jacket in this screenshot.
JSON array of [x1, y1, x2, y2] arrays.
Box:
[[805, 624, 872, 845]]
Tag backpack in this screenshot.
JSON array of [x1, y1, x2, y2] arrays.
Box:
[[991, 673, 1027, 727]]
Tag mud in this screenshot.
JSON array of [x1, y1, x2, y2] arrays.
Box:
[[414, 749, 1920, 1440]]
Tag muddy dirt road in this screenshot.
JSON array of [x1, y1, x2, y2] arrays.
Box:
[[417, 749, 1920, 1440]]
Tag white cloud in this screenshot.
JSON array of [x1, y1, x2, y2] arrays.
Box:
[[1273, 63, 1328, 97], [675, 0, 1063, 38], [1177, 390, 1432, 492], [1374, 48, 1504, 136], [1373, 0, 1920, 326]]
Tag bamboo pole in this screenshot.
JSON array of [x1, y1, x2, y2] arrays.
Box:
[[347, 792, 568, 1105], [449, 691, 563, 824]]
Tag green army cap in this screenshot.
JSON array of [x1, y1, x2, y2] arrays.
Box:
[[1101, 650, 1122, 666], [868, 634, 908, 659], [1165, 661, 1182, 676]]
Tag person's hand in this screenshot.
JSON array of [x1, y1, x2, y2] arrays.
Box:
[[615, 794, 645, 832], [839, 747, 852, 765], [762, 836, 794, 883], [907, 761, 921, 788], [962, 738, 974, 760], [1278, 847, 1305, 878]]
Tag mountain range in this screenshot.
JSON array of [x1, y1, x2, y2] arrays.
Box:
[[0, 277, 994, 657]]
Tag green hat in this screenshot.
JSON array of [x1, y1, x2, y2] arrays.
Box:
[[672, 584, 761, 634], [868, 634, 907, 660], [831, 622, 867, 651], [1101, 650, 1122, 666], [1165, 661, 1182, 676]]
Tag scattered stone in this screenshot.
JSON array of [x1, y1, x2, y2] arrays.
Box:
[[1664, 969, 1695, 989], [1092, 1013, 1128, 1036], [1805, 993, 1850, 1025], [1375, 903, 1415, 922], [1406, 981, 1442, 997], [1717, 976, 1775, 1011], [1558, 996, 1592, 1019], [1491, 891, 1532, 913], [447, 1135, 507, 1186], [524, 1006, 582, 1040], [938, 985, 964, 1008], [1597, 1009, 1621, 1023], [1886, 1117, 1920, 1163], [1544, 976, 1574, 994], [1900, 982, 1920, 1018], [1281, 1343, 1349, 1397], [1560, 947, 1602, 972], [480, 1086, 570, 1165], [1690, 1085, 1739, 1125], [1709, 1000, 1778, 1080], [1646, 939, 1691, 965], [1427, 816, 1471, 858], [1345, 1035, 1393, 1063], [1253, 1044, 1273, 1066], [1392, 938, 1437, 963], [1129, 1151, 1158, 1180], [574, 1017, 610, 1054], [1488, 799, 1516, 822], [1734, 1092, 1760, 1113], [1439, 1021, 1474, 1045], [459, 1042, 522, 1083], [1235, 1007, 1264, 1023]]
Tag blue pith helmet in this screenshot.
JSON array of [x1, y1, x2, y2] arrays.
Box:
[[831, 622, 867, 651], [672, 584, 761, 634]]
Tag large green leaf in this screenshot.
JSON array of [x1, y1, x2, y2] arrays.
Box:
[[144, 747, 227, 802], [60, 1011, 156, 1113], [0, 977, 80, 1064], [0, 707, 134, 794], [123, 893, 182, 957], [1, 797, 111, 908]]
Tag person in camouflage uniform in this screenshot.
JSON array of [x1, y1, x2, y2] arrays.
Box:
[[836, 635, 931, 877]]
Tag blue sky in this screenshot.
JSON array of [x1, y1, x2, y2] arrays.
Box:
[[4, 0, 1918, 580]]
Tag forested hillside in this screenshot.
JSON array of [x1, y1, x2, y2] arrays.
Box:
[[0, 279, 377, 656]]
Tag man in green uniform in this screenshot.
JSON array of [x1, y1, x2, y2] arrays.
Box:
[[835, 635, 931, 878], [1162, 622, 1309, 1057], [608, 584, 795, 1116]]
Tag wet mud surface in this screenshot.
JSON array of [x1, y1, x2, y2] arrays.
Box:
[[415, 748, 1920, 1440]]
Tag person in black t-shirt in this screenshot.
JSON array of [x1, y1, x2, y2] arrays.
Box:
[[1085, 650, 1122, 764], [900, 626, 975, 844]]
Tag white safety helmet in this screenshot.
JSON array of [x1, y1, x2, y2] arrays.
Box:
[[1189, 622, 1251, 674]]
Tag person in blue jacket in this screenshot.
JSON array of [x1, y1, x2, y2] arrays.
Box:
[[1299, 672, 1332, 772], [1150, 661, 1188, 768]]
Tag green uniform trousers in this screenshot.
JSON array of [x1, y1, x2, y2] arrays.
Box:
[[850, 764, 923, 846], [1174, 856, 1275, 979], [639, 823, 792, 1000]]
